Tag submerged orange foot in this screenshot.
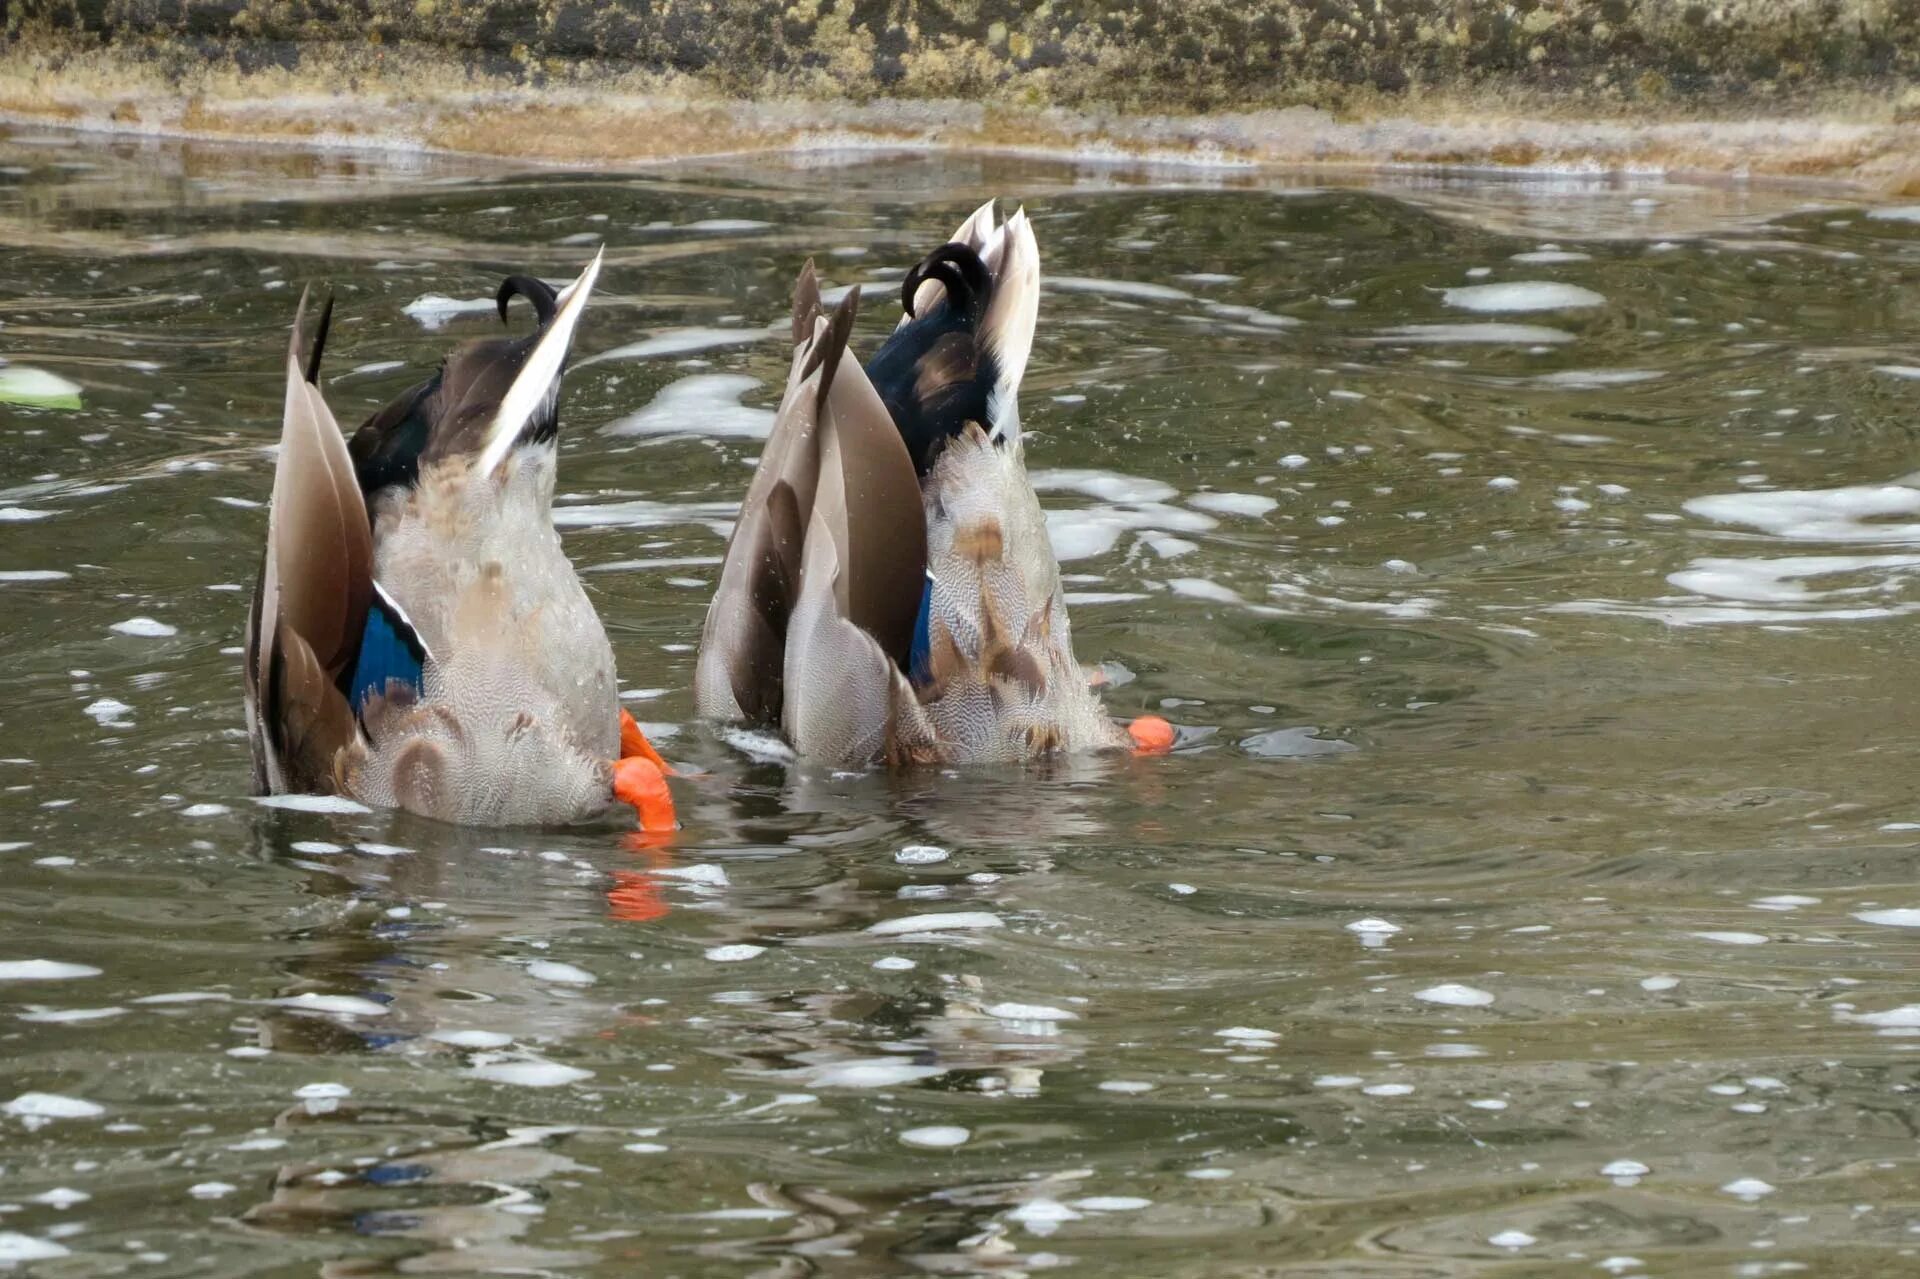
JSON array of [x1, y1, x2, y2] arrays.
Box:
[[614, 755, 677, 832], [1128, 715, 1176, 755]]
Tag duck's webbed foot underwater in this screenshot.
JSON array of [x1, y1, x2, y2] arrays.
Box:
[[616, 708, 677, 832]]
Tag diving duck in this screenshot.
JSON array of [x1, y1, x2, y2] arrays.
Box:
[[694, 203, 1171, 764], [244, 251, 675, 829]]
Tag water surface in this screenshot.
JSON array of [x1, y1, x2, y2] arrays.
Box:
[[5, 130, 1920, 1277]]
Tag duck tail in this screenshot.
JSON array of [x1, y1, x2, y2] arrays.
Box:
[[474, 247, 602, 478], [864, 201, 1042, 476]]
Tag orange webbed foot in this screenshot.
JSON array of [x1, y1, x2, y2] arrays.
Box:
[[1127, 715, 1175, 755], [614, 755, 677, 832], [619, 707, 674, 774]]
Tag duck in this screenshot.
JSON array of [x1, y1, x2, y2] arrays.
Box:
[[243, 250, 676, 829], [694, 202, 1172, 765]]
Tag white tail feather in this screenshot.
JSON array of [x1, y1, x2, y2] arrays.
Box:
[[981, 207, 1039, 443], [475, 246, 603, 478]]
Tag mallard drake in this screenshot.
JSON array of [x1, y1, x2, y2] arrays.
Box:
[[244, 252, 675, 829], [694, 203, 1172, 764]]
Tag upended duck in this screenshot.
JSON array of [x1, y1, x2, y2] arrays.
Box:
[[244, 251, 676, 829], [695, 203, 1172, 764]]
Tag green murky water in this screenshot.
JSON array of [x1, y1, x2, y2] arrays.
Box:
[[5, 128, 1920, 1277]]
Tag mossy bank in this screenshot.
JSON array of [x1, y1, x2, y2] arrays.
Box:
[[4, 1, 1918, 185]]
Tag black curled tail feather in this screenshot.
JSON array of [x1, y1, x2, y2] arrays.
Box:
[[304, 292, 334, 386], [496, 274, 559, 328], [867, 242, 1000, 478], [901, 243, 990, 323]]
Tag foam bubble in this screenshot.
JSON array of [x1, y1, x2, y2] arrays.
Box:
[[527, 960, 597, 984], [1442, 282, 1607, 313], [400, 294, 497, 330], [604, 373, 774, 438], [0, 960, 101, 981], [586, 328, 771, 364], [867, 911, 1003, 936], [110, 616, 176, 638], [468, 1060, 594, 1087], [1415, 983, 1495, 1007], [1370, 322, 1574, 344], [899, 1125, 969, 1148]]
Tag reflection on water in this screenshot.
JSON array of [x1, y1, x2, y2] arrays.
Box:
[[5, 126, 1920, 1275]]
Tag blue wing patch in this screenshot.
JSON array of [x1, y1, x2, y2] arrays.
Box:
[[908, 573, 933, 688], [349, 582, 429, 713]]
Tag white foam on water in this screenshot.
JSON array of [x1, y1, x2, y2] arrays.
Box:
[[468, 1060, 594, 1087], [681, 218, 771, 232], [400, 294, 496, 330], [349, 360, 406, 375], [1531, 368, 1663, 388], [873, 956, 916, 971], [705, 944, 766, 962], [1691, 931, 1769, 945], [1168, 577, 1243, 605], [1468, 1098, 1507, 1110], [290, 840, 343, 854], [0, 508, 54, 522], [1046, 503, 1217, 561], [355, 842, 410, 857], [899, 1125, 969, 1148], [1176, 272, 1239, 284], [82, 697, 132, 727], [718, 726, 797, 764], [1874, 365, 1920, 380], [4, 1092, 104, 1119], [1369, 322, 1575, 344], [293, 1082, 350, 1100], [1668, 554, 1920, 603], [987, 1001, 1077, 1023], [1854, 908, 1920, 927], [111, 616, 175, 637], [625, 1141, 670, 1153], [1442, 282, 1607, 312], [1030, 468, 1178, 504], [179, 802, 230, 817], [1200, 301, 1301, 329], [1721, 1177, 1776, 1199], [550, 497, 736, 531], [0, 570, 69, 583], [603, 373, 775, 438], [1752, 894, 1820, 910], [1216, 1026, 1279, 1042], [1866, 206, 1920, 222], [431, 1030, 514, 1049], [527, 960, 597, 984], [0, 960, 100, 981], [0, 1234, 70, 1263], [1007, 1198, 1081, 1236], [1641, 975, 1679, 991], [1844, 1005, 1920, 1028], [586, 328, 771, 364], [867, 911, 1003, 936], [1046, 276, 1193, 302], [270, 993, 389, 1015], [657, 863, 730, 886], [0, 366, 83, 404], [1685, 484, 1920, 543], [1489, 1229, 1537, 1249], [1188, 492, 1276, 518], [1100, 1080, 1155, 1093], [27, 1188, 89, 1208], [17, 1005, 124, 1022], [1511, 250, 1591, 263], [803, 1058, 947, 1088], [1363, 1082, 1415, 1096], [253, 794, 373, 814], [1416, 983, 1495, 1007], [896, 844, 949, 865]]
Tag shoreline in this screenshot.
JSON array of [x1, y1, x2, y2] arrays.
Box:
[[1, 42, 1916, 195]]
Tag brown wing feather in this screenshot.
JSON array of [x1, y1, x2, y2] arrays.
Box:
[[246, 289, 373, 794], [809, 290, 927, 672]]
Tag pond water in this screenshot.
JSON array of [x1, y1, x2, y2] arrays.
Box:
[[4, 127, 1920, 1277]]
